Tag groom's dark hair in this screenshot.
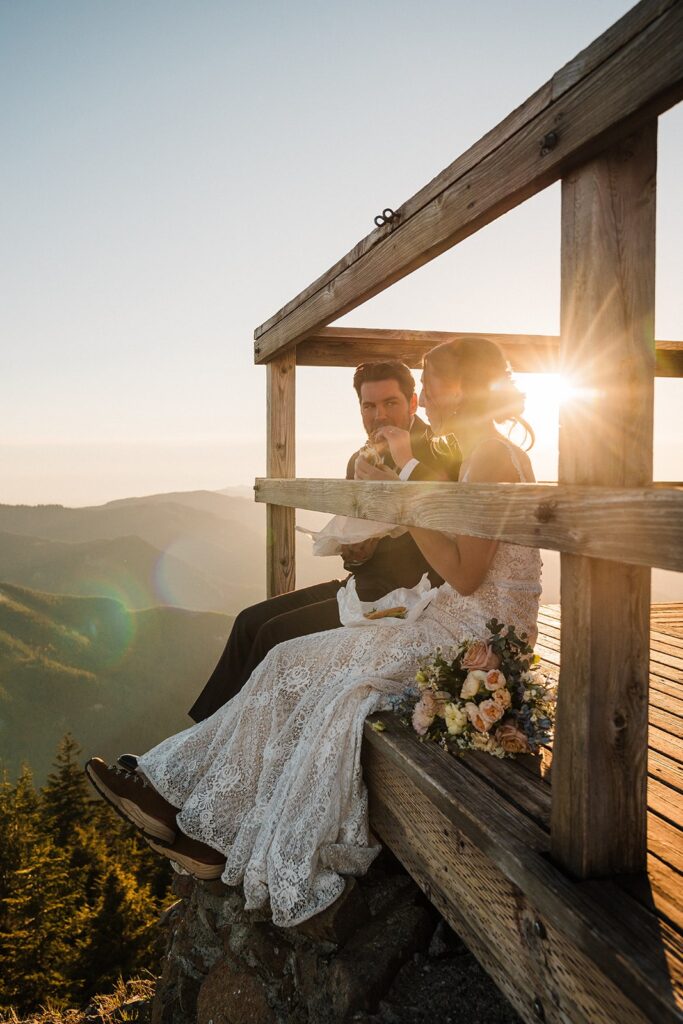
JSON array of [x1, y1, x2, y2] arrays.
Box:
[[353, 360, 415, 403]]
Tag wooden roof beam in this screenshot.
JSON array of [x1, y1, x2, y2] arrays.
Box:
[[254, 0, 683, 364], [295, 327, 683, 376]]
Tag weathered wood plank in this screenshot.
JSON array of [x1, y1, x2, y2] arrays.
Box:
[[295, 326, 683, 376], [648, 813, 683, 872], [254, 477, 683, 572], [650, 706, 683, 741], [362, 716, 683, 1022], [617, 852, 683, 933], [254, 1, 683, 361], [648, 749, 683, 791], [650, 725, 683, 764], [266, 351, 296, 596], [549, 124, 658, 877], [648, 777, 683, 826]]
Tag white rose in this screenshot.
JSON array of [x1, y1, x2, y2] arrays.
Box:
[[460, 670, 487, 700], [444, 702, 467, 736]]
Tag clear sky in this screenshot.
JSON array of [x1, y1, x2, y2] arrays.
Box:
[[2, 0, 681, 506]]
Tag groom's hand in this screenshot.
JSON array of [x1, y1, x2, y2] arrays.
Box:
[[354, 456, 399, 481], [372, 426, 413, 469]]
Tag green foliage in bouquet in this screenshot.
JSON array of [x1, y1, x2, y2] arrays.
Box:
[[395, 619, 555, 758]]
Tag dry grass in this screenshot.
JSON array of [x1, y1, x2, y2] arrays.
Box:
[[0, 977, 155, 1024]]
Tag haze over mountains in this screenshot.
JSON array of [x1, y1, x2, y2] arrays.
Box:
[[0, 488, 342, 781], [0, 489, 337, 616]]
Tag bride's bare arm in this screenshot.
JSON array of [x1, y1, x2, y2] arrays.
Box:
[[408, 440, 522, 596]]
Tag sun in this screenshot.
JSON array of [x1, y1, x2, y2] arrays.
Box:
[[515, 372, 582, 440]]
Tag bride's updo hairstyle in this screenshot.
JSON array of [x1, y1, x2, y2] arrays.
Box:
[[423, 336, 534, 448]]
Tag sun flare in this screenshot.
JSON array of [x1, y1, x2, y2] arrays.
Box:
[[515, 372, 586, 442]]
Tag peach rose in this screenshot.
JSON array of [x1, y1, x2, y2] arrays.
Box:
[[460, 670, 487, 700], [484, 669, 507, 691], [492, 687, 512, 710], [462, 640, 487, 670], [494, 722, 530, 754], [486, 648, 502, 670], [420, 688, 450, 718], [479, 699, 505, 727], [412, 700, 435, 736], [464, 701, 490, 733]]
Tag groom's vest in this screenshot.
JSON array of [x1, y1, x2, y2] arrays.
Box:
[[343, 417, 461, 601]]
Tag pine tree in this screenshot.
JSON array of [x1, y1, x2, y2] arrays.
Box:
[[0, 737, 174, 1015], [41, 733, 93, 845], [75, 863, 161, 1002], [0, 768, 85, 1014]]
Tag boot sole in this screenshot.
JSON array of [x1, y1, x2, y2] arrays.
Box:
[[85, 762, 177, 846], [146, 838, 226, 880]]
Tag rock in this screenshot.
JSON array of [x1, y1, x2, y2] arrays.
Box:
[[196, 960, 275, 1024], [292, 879, 370, 946], [172, 874, 195, 899], [158, 898, 184, 928], [427, 918, 465, 959], [150, 866, 518, 1024], [307, 898, 436, 1020]]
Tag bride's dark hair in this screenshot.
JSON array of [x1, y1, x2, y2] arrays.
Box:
[[423, 336, 535, 449]]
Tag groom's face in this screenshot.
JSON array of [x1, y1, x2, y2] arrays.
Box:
[[358, 378, 416, 437]]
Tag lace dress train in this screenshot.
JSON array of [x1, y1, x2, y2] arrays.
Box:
[[139, 442, 541, 927]]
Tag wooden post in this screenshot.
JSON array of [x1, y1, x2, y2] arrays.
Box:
[[551, 124, 657, 877], [266, 350, 296, 597]]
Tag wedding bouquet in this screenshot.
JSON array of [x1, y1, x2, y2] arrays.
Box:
[[394, 620, 555, 758]]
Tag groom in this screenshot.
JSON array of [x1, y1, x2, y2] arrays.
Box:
[[187, 360, 461, 722]]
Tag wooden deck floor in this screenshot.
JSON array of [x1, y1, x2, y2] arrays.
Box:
[[363, 602, 683, 1023]]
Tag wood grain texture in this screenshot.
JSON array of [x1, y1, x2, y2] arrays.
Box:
[[551, 124, 658, 877], [266, 351, 296, 596], [362, 716, 682, 1023], [295, 326, 683, 376], [254, 477, 683, 572], [253, 1, 683, 361]]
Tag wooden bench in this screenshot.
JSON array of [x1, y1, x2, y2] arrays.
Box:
[[362, 603, 683, 1022]]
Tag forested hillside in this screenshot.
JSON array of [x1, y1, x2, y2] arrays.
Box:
[[0, 735, 173, 1017], [0, 582, 232, 783]]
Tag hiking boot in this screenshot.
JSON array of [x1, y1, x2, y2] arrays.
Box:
[[85, 757, 179, 845], [117, 753, 139, 773], [146, 831, 227, 881]]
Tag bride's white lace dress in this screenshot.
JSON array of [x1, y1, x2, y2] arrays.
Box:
[[139, 446, 541, 927]]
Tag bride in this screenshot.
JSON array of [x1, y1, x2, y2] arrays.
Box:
[[85, 337, 541, 928]]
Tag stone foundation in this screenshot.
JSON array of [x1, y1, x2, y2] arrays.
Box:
[[151, 852, 439, 1024]]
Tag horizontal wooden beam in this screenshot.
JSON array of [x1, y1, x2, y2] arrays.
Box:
[[254, 0, 683, 363], [295, 327, 683, 376], [254, 478, 683, 572]]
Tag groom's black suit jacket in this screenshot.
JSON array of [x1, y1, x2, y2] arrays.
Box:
[[188, 416, 461, 722], [344, 415, 461, 599]]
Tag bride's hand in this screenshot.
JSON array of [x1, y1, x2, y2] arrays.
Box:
[[372, 426, 413, 469], [354, 456, 399, 481]]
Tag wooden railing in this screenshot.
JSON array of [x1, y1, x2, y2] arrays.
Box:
[[254, 0, 683, 885]]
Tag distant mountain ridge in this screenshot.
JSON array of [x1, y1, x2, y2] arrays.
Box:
[[0, 581, 232, 783], [0, 489, 340, 612]]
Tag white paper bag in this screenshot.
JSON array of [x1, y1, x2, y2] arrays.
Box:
[[337, 573, 439, 627], [297, 515, 407, 557]]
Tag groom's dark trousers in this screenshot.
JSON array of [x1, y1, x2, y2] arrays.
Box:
[[188, 418, 461, 722]]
